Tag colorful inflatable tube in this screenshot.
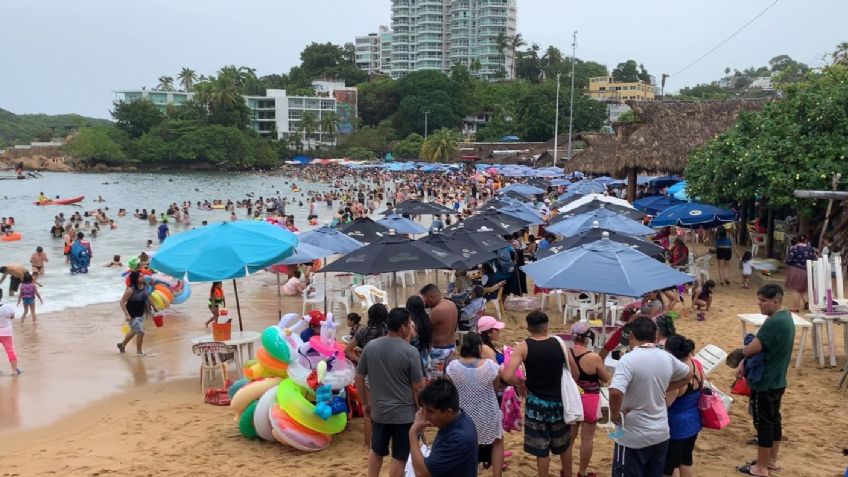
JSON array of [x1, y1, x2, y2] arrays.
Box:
[[276, 378, 346, 435]]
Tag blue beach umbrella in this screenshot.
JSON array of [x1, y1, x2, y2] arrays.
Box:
[[377, 214, 429, 235], [650, 175, 684, 189], [551, 178, 573, 186], [650, 203, 737, 229], [151, 221, 298, 330], [522, 237, 693, 296], [498, 183, 546, 197], [496, 205, 546, 225], [666, 181, 687, 195], [592, 176, 617, 186], [297, 226, 365, 254], [673, 189, 691, 201], [633, 195, 686, 216], [547, 208, 655, 237], [271, 243, 334, 265]]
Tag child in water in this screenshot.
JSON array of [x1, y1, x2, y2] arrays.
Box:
[[17, 273, 43, 323], [104, 255, 123, 267]]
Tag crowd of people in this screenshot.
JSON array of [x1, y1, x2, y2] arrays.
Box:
[[344, 281, 794, 477]]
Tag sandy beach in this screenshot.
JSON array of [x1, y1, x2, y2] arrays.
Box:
[[2, 256, 847, 477]]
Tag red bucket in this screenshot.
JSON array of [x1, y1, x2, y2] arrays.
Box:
[[152, 314, 164, 328]]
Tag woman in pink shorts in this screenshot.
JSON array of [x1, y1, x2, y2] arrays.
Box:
[[0, 289, 21, 375], [568, 322, 610, 477]]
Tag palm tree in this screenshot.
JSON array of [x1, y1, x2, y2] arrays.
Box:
[[495, 32, 509, 80], [178, 68, 197, 92], [510, 33, 526, 80], [834, 42, 848, 65], [299, 111, 318, 149], [320, 111, 337, 147], [420, 128, 461, 163], [542, 46, 562, 80], [156, 75, 174, 91]]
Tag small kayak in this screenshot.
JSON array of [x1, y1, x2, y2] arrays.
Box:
[[34, 195, 85, 206]]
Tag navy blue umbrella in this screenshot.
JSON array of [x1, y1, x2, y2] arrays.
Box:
[[650, 203, 737, 229], [547, 208, 655, 237], [377, 214, 429, 235], [338, 217, 391, 243], [633, 195, 686, 216]]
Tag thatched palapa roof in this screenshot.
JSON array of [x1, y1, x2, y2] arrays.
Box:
[[567, 99, 768, 176]]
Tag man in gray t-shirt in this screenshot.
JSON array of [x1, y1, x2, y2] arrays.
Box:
[[356, 307, 425, 477], [609, 317, 692, 477]]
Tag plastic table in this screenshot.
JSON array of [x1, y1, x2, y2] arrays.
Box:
[[736, 313, 811, 368], [804, 311, 848, 368], [191, 330, 260, 375]]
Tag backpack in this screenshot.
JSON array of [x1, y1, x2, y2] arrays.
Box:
[[20, 283, 35, 300]]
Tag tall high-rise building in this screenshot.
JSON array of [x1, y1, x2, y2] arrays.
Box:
[[355, 1, 516, 81], [355, 25, 393, 75]]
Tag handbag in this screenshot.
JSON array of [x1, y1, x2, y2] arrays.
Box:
[[553, 336, 584, 424], [731, 376, 751, 396], [694, 360, 730, 430]]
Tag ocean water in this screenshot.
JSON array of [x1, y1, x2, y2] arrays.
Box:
[[0, 171, 344, 313]]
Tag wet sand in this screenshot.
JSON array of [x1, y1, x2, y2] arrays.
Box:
[[2, 257, 847, 476]]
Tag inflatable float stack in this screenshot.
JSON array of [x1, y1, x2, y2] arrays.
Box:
[[122, 256, 191, 312], [228, 312, 355, 452]]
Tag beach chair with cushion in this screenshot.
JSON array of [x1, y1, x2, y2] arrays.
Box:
[[694, 344, 727, 376], [192, 342, 236, 402]]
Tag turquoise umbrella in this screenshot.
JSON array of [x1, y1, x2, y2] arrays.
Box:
[[151, 221, 297, 330]]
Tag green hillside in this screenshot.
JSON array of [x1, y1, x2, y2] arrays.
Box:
[[0, 107, 112, 146]]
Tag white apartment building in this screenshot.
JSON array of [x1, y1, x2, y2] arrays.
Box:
[[355, 26, 393, 75], [382, 0, 516, 81], [115, 81, 357, 149]]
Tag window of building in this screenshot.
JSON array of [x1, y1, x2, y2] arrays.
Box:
[[288, 110, 302, 120]]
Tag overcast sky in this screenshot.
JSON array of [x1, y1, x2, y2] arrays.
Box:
[[1, 0, 845, 118]]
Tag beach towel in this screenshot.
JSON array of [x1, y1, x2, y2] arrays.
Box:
[[743, 333, 764, 384], [70, 239, 92, 274]]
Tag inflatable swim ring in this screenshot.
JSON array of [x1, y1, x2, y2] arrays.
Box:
[[269, 404, 332, 451], [276, 378, 346, 435], [1, 233, 22, 241], [287, 358, 355, 391], [228, 378, 249, 400], [291, 188, 301, 192], [149, 290, 168, 311], [153, 284, 174, 303], [244, 362, 287, 380], [253, 387, 278, 442], [261, 326, 292, 363], [238, 400, 259, 438], [230, 377, 281, 415], [256, 347, 289, 374], [170, 281, 191, 305], [212, 204, 226, 209]]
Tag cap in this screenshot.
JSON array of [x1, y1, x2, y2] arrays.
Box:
[[476, 316, 505, 332], [570, 321, 590, 335], [307, 310, 325, 326]]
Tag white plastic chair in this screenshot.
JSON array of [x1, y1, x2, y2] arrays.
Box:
[[563, 291, 598, 324], [751, 233, 766, 258], [302, 280, 325, 315], [694, 344, 727, 376], [540, 289, 564, 313], [694, 255, 712, 283], [192, 342, 236, 401], [353, 285, 389, 310], [597, 387, 615, 429]]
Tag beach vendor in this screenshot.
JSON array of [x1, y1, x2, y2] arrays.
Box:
[[204, 282, 225, 327], [118, 271, 153, 356], [69, 232, 93, 274]]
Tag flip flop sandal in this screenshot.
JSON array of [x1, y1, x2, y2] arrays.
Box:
[[747, 460, 781, 472], [117, 343, 126, 353], [737, 463, 768, 476]]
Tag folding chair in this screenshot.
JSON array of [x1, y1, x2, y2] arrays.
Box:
[[693, 344, 728, 376]]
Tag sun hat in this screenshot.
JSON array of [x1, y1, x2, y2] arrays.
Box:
[[476, 315, 505, 332], [570, 321, 591, 335], [307, 310, 325, 326]]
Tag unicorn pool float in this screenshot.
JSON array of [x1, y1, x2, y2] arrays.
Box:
[[227, 311, 356, 452]]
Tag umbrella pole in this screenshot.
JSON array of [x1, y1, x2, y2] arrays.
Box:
[[600, 293, 607, 349], [276, 272, 282, 319], [233, 279, 244, 332], [322, 258, 328, 314], [393, 271, 398, 308]]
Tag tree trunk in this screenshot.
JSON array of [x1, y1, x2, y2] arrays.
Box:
[[738, 199, 749, 245], [766, 207, 776, 258], [626, 168, 637, 203]]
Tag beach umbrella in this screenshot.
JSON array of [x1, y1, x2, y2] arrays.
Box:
[[566, 180, 607, 194], [557, 193, 632, 214], [650, 175, 683, 189], [552, 201, 646, 223], [672, 188, 690, 201], [498, 183, 545, 197], [322, 235, 464, 304], [522, 236, 693, 341], [633, 195, 686, 216], [453, 210, 531, 235], [650, 203, 737, 229], [551, 178, 574, 186], [392, 199, 455, 216], [547, 208, 655, 237], [297, 226, 364, 254], [150, 221, 297, 330], [377, 214, 429, 235], [536, 226, 665, 260], [667, 181, 687, 195], [495, 205, 546, 225], [592, 176, 617, 186], [418, 234, 497, 270], [443, 229, 511, 252], [338, 217, 391, 243]]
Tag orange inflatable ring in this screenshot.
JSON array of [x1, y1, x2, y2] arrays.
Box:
[[256, 347, 289, 373], [153, 284, 173, 302], [1, 233, 22, 242]]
